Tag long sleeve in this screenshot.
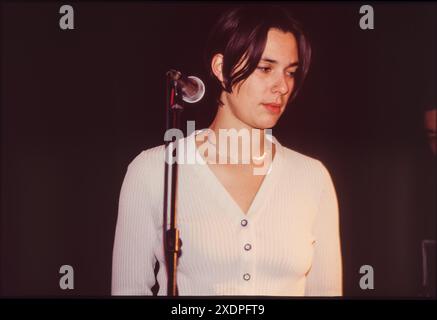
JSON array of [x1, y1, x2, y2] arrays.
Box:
[[111, 134, 343, 296], [304, 163, 343, 296], [111, 151, 158, 295]]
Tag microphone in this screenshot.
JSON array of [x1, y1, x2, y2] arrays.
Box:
[[166, 69, 205, 103]]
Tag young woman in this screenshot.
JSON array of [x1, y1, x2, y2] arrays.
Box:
[[112, 5, 342, 296]]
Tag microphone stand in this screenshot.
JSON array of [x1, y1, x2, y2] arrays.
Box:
[[163, 70, 184, 296]]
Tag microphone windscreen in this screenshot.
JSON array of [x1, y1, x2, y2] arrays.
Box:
[[182, 76, 205, 104]]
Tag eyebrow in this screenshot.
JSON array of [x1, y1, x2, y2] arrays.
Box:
[[260, 58, 299, 68]]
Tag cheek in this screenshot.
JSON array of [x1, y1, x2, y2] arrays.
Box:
[[240, 77, 269, 101], [228, 75, 278, 111], [290, 78, 296, 91], [284, 79, 295, 101], [287, 77, 295, 91], [230, 81, 260, 109]]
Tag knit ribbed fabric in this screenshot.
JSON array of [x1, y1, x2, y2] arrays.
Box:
[[111, 130, 342, 296]]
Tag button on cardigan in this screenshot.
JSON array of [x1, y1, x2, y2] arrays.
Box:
[[112, 131, 343, 296]]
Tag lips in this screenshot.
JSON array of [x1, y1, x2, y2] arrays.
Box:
[[262, 103, 282, 114]]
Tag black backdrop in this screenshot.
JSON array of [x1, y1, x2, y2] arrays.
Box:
[[1, 2, 435, 297]]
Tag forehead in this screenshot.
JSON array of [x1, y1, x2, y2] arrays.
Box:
[[262, 28, 298, 64]]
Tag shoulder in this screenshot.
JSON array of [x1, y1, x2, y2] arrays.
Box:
[[126, 133, 197, 174], [124, 144, 167, 185], [128, 144, 166, 170], [279, 145, 331, 183], [278, 145, 336, 200]]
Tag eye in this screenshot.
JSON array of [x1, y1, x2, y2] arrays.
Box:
[[286, 70, 297, 78], [257, 66, 272, 73]]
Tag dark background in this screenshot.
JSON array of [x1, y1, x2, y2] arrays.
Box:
[[1, 2, 435, 297]]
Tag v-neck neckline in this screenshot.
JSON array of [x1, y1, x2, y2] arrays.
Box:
[[187, 129, 283, 220]]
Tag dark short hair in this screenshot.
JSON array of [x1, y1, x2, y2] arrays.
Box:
[[204, 5, 312, 107]]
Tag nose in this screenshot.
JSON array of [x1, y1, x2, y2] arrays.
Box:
[[272, 74, 291, 95]]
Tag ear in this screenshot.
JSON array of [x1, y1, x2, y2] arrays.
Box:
[[211, 53, 224, 84]]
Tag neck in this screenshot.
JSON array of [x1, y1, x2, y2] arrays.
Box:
[[203, 105, 275, 165]]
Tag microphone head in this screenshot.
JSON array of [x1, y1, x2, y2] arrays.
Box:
[[181, 76, 205, 104]]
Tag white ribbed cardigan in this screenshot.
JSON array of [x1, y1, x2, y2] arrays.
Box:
[[112, 131, 342, 296]]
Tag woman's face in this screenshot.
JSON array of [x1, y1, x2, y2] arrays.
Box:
[[220, 28, 299, 129]]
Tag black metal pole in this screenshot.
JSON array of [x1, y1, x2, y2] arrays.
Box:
[[163, 71, 183, 296]]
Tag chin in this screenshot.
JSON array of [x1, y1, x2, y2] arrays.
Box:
[[255, 116, 280, 129], [254, 120, 278, 130]]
